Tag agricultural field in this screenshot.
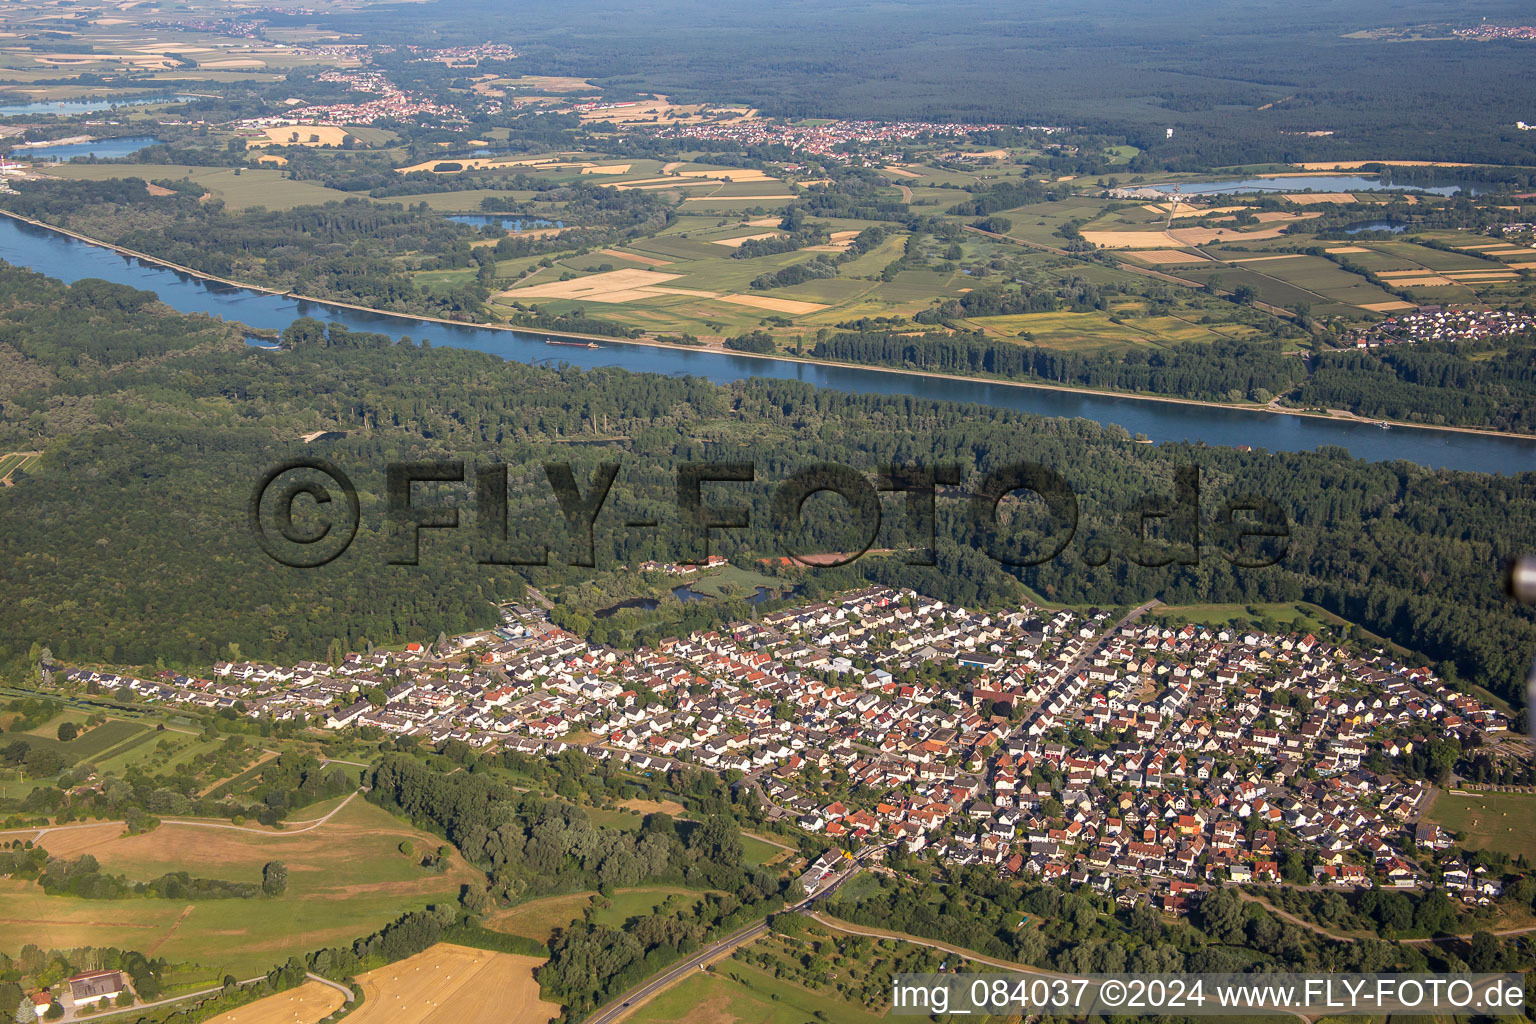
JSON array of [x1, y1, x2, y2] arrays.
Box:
[[961, 307, 1260, 353], [628, 967, 888, 1024], [347, 943, 558, 1024], [485, 892, 593, 944], [2, 798, 478, 976], [1425, 790, 1536, 859], [0, 451, 40, 484], [40, 164, 360, 211], [245, 125, 354, 148], [208, 981, 346, 1024]]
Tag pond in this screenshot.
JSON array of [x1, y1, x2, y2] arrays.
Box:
[[0, 96, 192, 116], [1144, 175, 1480, 197], [1343, 221, 1410, 235], [446, 214, 564, 232], [13, 135, 162, 161]]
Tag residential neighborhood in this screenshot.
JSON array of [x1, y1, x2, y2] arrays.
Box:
[[60, 587, 1525, 918]]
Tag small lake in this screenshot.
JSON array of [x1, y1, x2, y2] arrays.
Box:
[[1343, 221, 1410, 235], [447, 214, 564, 232], [14, 135, 162, 161], [1146, 175, 1480, 197], [0, 96, 192, 117], [594, 596, 661, 618]]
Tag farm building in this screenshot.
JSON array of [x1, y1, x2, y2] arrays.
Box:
[[68, 970, 127, 1006]]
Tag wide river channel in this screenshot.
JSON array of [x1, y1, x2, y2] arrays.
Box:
[[0, 216, 1530, 475]]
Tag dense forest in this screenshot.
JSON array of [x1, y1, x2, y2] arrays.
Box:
[[826, 869, 1528, 976], [813, 331, 1307, 403], [0, 265, 1533, 708], [1296, 339, 1536, 433]]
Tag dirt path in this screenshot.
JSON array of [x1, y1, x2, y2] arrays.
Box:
[[147, 904, 195, 955], [0, 789, 362, 842], [1237, 890, 1536, 945]]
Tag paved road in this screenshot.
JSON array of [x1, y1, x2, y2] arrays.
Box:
[[584, 847, 883, 1024], [0, 790, 361, 841], [999, 599, 1161, 750], [305, 972, 355, 1000], [57, 975, 266, 1022]]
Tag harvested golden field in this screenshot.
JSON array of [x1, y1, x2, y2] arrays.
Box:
[[882, 166, 921, 178], [348, 944, 558, 1024], [208, 981, 344, 1024], [1126, 249, 1211, 264], [597, 248, 671, 266], [674, 168, 776, 183], [718, 294, 827, 314], [1083, 216, 1320, 248], [1360, 301, 1417, 312], [1325, 246, 1371, 254], [1226, 254, 1307, 263], [578, 100, 751, 126], [579, 164, 632, 175], [1284, 193, 1357, 205], [1443, 270, 1519, 280], [806, 230, 862, 252], [711, 232, 785, 248], [1384, 276, 1455, 287], [501, 269, 681, 301], [619, 798, 688, 816], [250, 125, 351, 148]]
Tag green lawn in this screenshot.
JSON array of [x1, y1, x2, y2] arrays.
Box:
[[684, 565, 783, 600], [1426, 790, 1536, 858], [633, 957, 889, 1024], [1149, 601, 1335, 631], [739, 835, 786, 868], [590, 887, 707, 928]]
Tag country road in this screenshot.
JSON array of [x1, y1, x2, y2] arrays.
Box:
[[584, 848, 881, 1024], [0, 789, 361, 842]]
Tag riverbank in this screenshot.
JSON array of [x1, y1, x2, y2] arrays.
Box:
[[3, 211, 1533, 447]]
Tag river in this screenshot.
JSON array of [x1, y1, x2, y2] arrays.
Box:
[[0, 216, 1529, 475]]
